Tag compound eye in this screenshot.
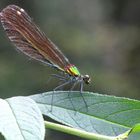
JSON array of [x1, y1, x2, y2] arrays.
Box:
[[83, 75, 91, 84]]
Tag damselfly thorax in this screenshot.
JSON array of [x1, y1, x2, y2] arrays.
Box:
[[64, 64, 90, 84]]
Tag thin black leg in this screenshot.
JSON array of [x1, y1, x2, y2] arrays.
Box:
[[51, 74, 68, 81], [50, 80, 72, 111], [80, 81, 88, 111], [70, 81, 78, 91]]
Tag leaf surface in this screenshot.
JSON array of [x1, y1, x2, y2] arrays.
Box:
[[0, 97, 45, 140], [30, 91, 140, 137]]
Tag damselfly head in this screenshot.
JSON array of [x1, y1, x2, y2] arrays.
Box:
[[83, 75, 91, 84]]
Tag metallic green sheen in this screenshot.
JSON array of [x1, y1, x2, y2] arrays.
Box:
[[70, 66, 80, 76]]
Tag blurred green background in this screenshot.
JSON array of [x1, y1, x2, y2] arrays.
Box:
[[0, 0, 140, 140]]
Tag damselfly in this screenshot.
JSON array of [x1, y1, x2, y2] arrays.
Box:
[[0, 5, 91, 109]]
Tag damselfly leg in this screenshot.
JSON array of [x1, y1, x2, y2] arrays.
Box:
[[49, 74, 88, 112]]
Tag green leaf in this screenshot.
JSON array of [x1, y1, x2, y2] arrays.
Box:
[[128, 123, 140, 140], [128, 132, 140, 140], [131, 123, 140, 133], [30, 91, 140, 138], [0, 97, 45, 140]]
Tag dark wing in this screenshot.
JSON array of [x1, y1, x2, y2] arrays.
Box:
[[0, 5, 70, 71]]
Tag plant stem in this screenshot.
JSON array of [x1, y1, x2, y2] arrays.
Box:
[[44, 121, 127, 140]]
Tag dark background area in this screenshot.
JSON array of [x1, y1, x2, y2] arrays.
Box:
[[0, 0, 140, 140]]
